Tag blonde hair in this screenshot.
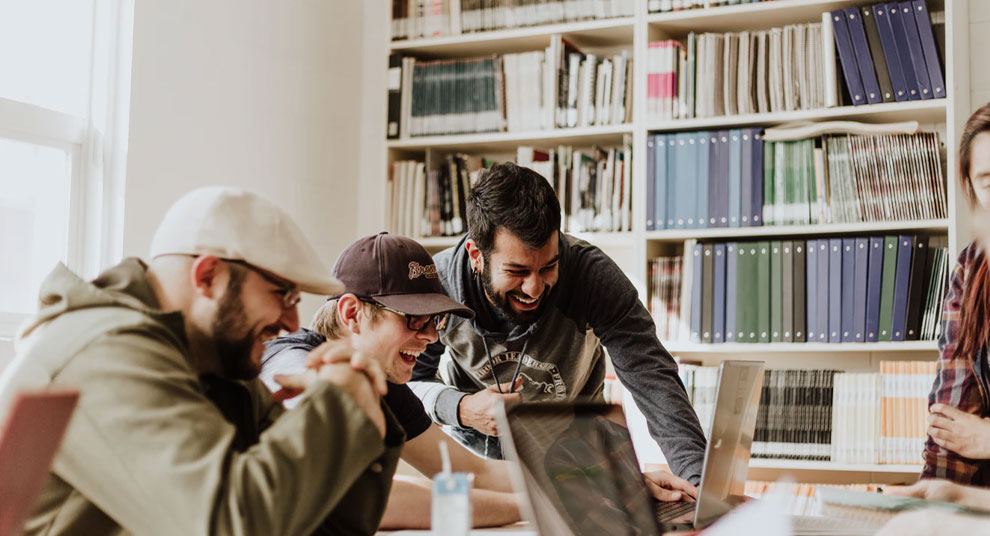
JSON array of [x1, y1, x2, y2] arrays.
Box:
[[310, 298, 381, 340]]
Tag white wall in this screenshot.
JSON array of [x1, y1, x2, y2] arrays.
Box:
[[125, 0, 365, 319]]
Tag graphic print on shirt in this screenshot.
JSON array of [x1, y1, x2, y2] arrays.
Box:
[[474, 350, 567, 399]]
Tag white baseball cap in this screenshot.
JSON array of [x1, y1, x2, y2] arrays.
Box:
[[149, 186, 343, 295]]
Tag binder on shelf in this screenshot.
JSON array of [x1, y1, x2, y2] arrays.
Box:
[[829, 238, 842, 343], [387, 53, 403, 139], [829, 10, 866, 106], [890, 234, 916, 341], [729, 129, 743, 228], [911, 0, 946, 99], [859, 5, 895, 102], [770, 241, 783, 342], [713, 243, 727, 343], [904, 236, 930, 340], [806, 239, 818, 342], [737, 244, 756, 343], [886, 3, 922, 100], [647, 135, 657, 230], [817, 240, 829, 342], [865, 236, 885, 342], [852, 237, 870, 342], [840, 238, 856, 342], [872, 3, 910, 102], [691, 242, 704, 342], [782, 241, 794, 342], [878, 235, 899, 341], [794, 240, 807, 342], [757, 241, 771, 343], [751, 131, 764, 226], [844, 8, 882, 105], [696, 132, 710, 230], [740, 130, 753, 227], [897, 1, 933, 100], [677, 133, 697, 229], [702, 243, 715, 343], [667, 136, 678, 229], [726, 242, 739, 343]]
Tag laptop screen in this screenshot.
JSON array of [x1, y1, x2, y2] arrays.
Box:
[[502, 403, 661, 536]]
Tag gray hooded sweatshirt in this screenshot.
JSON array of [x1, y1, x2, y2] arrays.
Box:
[[409, 234, 706, 484]]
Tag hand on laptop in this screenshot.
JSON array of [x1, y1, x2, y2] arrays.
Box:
[[458, 379, 523, 436], [643, 470, 698, 502]]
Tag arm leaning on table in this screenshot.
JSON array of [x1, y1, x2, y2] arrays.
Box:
[[380, 425, 521, 529]]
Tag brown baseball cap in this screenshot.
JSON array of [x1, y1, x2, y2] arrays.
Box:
[[329, 233, 474, 319]]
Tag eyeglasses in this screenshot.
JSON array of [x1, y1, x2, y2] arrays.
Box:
[[223, 259, 302, 309], [360, 298, 449, 332]]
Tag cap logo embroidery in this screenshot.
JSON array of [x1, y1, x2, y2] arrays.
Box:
[[408, 262, 438, 280]]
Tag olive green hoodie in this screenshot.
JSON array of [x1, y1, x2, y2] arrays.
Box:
[[0, 259, 403, 535]]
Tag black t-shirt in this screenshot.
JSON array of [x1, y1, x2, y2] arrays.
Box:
[[263, 328, 433, 441]]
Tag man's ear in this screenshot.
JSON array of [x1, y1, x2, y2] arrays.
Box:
[[190, 256, 225, 299], [336, 294, 362, 334], [465, 239, 485, 275]]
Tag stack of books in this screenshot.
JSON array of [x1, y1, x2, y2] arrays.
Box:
[[387, 39, 632, 138], [646, 130, 946, 231], [828, 2, 945, 105], [646, 23, 825, 122], [652, 234, 948, 344], [679, 363, 936, 463], [649, 0, 779, 14]]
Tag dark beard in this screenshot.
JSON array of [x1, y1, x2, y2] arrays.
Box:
[[211, 268, 258, 380], [480, 255, 548, 325]]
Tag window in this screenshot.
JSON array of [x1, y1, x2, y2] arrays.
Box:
[[0, 1, 134, 335]]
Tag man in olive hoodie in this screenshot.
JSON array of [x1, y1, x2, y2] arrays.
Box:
[[0, 187, 401, 535]]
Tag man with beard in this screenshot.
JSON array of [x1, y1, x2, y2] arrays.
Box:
[[409, 162, 707, 493], [0, 187, 400, 535]]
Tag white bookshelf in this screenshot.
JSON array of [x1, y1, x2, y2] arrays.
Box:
[[380, 0, 973, 483]]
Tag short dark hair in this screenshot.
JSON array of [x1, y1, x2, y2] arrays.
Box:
[[467, 162, 561, 254]]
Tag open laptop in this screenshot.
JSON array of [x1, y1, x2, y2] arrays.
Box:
[[0, 390, 79, 536], [495, 360, 764, 535]]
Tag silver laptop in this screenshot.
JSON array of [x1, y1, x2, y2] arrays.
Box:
[[495, 360, 764, 535]]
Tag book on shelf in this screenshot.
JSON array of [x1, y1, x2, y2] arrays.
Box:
[[649, 0, 781, 14], [389, 138, 632, 239], [651, 234, 948, 345], [389, 42, 632, 137], [390, 0, 635, 41], [828, 2, 945, 105], [647, 129, 946, 231], [678, 362, 936, 464]]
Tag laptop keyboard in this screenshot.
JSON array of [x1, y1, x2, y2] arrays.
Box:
[[655, 500, 696, 522]]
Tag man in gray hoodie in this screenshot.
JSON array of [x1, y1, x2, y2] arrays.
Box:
[[410, 162, 707, 489]]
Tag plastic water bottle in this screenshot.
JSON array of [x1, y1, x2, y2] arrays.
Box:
[[431, 441, 473, 536]]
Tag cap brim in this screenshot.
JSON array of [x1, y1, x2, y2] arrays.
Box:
[[297, 277, 346, 296], [375, 293, 475, 319]]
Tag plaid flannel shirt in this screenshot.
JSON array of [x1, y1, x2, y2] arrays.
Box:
[[922, 242, 990, 485]]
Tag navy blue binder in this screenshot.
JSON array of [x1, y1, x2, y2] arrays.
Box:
[[794, 241, 806, 342], [666, 136, 678, 229], [873, 3, 910, 102], [647, 135, 657, 230], [818, 240, 830, 342], [898, 2, 933, 99], [713, 243, 727, 343], [806, 239, 818, 342], [702, 244, 714, 343], [696, 131, 710, 229], [844, 8, 883, 104], [690, 242, 703, 342], [890, 234, 915, 341], [729, 130, 743, 228], [751, 130, 764, 227], [830, 10, 867, 106], [726, 242, 738, 342], [865, 236, 884, 342], [912, 0, 945, 99], [853, 237, 870, 342], [840, 239, 856, 342], [887, 3, 922, 100], [829, 238, 843, 343]]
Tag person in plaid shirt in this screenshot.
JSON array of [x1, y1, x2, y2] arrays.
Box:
[[923, 103, 990, 485]]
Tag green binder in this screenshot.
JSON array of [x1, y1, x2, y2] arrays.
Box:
[[878, 235, 899, 341], [736, 242, 756, 342], [771, 240, 783, 342], [757, 241, 771, 343]]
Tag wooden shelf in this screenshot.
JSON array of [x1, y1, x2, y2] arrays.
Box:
[[388, 124, 633, 152], [416, 235, 463, 248], [390, 17, 635, 57], [647, 100, 947, 132], [569, 231, 635, 247], [648, 0, 867, 34], [645, 220, 950, 242], [749, 459, 922, 473], [666, 341, 938, 353]]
